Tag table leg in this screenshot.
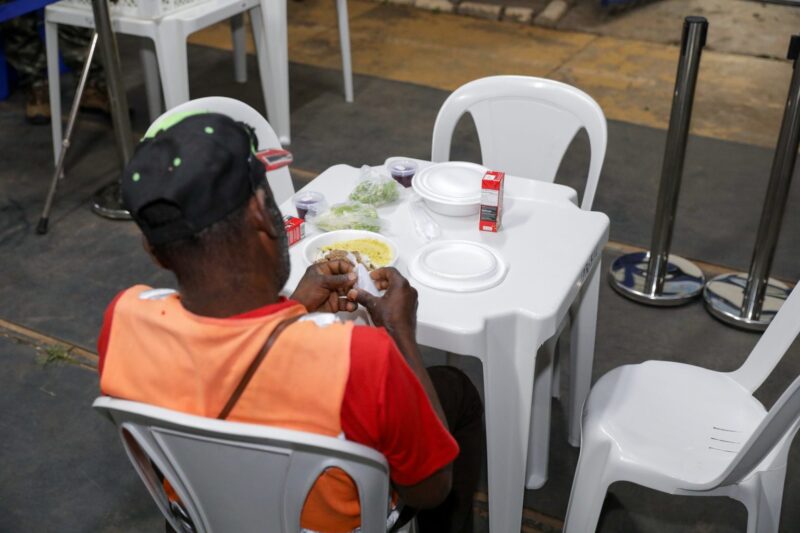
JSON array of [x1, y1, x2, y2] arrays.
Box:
[[256, 0, 291, 145], [567, 260, 601, 447], [484, 315, 539, 532], [525, 336, 554, 490]]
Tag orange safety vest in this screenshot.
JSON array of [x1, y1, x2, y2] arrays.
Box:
[[101, 285, 364, 532]]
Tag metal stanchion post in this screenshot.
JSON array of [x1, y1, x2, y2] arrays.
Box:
[[89, 0, 134, 219], [609, 16, 708, 305], [703, 35, 800, 331]]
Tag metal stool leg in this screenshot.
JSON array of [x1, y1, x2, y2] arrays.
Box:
[[703, 35, 800, 331], [609, 17, 708, 305], [37, 32, 98, 235]]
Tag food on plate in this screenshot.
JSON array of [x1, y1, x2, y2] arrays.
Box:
[[349, 176, 399, 205], [313, 202, 381, 232], [314, 238, 393, 270]]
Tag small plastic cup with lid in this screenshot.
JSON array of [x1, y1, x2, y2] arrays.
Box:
[[387, 159, 418, 188], [293, 191, 327, 220]]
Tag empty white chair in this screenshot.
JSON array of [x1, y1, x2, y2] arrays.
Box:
[[150, 96, 294, 205], [45, 0, 293, 165], [431, 75, 607, 488], [93, 396, 393, 532], [564, 282, 800, 533]]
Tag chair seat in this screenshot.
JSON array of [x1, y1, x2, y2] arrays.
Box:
[[585, 360, 767, 489]]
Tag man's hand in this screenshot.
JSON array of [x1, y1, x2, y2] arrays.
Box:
[[291, 260, 358, 313], [347, 267, 418, 337]]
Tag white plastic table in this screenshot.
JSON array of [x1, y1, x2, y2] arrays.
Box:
[[280, 161, 609, 532]]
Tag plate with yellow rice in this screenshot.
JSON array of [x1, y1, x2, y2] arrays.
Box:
[[303, 230, 398, 270]]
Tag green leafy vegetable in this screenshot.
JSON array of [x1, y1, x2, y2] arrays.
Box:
[[349, 178, 399, 206], [314, 202, 382, 232]]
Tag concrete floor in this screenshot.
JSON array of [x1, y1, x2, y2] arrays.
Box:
[[1, 0, 799, 531]]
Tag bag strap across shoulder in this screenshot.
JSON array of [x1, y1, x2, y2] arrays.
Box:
[[217, 315, 303, 420]]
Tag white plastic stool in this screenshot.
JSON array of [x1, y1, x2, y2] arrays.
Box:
[[45, 0, 292, 165]]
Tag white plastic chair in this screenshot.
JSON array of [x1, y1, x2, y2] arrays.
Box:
[[149, 96, 295, 205], [93, 396, 393, 533], [563, 282, 800, 533], [44, 0, 293, 164], [431, 75, 607, 487]]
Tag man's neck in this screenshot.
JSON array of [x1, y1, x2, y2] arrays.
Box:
[[178, 277, 282, 318]]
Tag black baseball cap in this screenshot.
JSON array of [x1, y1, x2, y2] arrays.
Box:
[[121, 111, 267, 246]]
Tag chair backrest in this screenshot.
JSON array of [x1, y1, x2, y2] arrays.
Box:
[[431, 75, 607, 210], [93, 396, 390, 533], [153, 97, 295, 206], [730, 282, 800, 392], [710, 283, 800, 488]]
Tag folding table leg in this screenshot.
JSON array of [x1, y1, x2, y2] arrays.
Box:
[[567, 260, 601, 447], [483, 314, 539, 533]]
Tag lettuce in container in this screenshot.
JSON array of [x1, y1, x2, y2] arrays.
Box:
[[348, 165, 399, 206], [312, 201, 382, 232]]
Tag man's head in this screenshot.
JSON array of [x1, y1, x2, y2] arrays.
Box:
[[121, 112, 290, 292]]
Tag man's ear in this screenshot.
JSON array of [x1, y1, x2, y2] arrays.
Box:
[[142, 236, 168, 269], [248, 189, 281, 240]]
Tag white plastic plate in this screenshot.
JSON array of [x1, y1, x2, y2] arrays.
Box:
[[408, 240, 508, 292]]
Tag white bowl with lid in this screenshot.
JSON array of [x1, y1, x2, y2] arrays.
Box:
[[412, 162, 486, 217]]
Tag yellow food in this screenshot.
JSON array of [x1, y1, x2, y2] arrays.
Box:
[[320, 238, 392, 268]]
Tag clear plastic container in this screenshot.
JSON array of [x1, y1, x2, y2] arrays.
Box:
[[387, 159, 418, 188], [293, 191, 326, 220]]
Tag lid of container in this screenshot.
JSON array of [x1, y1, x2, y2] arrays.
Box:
[[294, 190, 325, 207], [408, 240, 508, 292], [387, 159, 419, 178], [413, 162, 485, 205]]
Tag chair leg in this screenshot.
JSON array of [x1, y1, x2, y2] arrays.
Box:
[[563, 441, 614, 533], [231, 14, 247, 84], [742, 468, 786, 533], [334, 0, 353, 102], [152, 26, 190, 110], [252, 0, 290, 145], [139, 41, 162, 122], [45, 19, 62, 165]]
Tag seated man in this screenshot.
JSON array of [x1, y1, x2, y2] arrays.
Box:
[[97, 112, 484, 532]]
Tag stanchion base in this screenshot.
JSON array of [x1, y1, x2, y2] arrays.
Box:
[[703, 273, 789, 332], [91, 181, 131, 220], [608, 251, 705, 306]]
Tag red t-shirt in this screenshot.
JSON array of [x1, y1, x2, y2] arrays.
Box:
[[97, 291, 458, 487]]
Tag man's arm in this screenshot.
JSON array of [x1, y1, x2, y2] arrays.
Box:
[[348, 268, 453, 509]]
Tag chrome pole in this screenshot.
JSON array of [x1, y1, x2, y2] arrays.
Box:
[[89, 0, 133, 219], [703, 35, 800, 331], [37, 32, 98, 235], [609, 16, 708, 305]]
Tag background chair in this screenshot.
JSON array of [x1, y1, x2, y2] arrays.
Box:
[[563, 282, 800, 533], [153, 96, 295, 205], [93, 396, 393, 533], [430, 75, 607, 488]]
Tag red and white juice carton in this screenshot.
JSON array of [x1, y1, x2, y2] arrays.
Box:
[[283, 215, 306, 246], [479, 170, 505, 232]]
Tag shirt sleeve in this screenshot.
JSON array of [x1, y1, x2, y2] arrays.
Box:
[[96, 289, 126, 377], [340, 326, 459, 487]]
